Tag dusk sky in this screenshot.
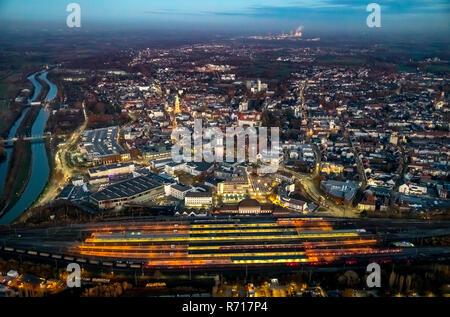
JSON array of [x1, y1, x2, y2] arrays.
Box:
[[0, 0, 449, 36]]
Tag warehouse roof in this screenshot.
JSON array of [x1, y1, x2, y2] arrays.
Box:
[[91, 174, 165, 202]]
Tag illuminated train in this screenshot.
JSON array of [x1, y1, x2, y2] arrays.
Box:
[[75, 217, 402, 270]]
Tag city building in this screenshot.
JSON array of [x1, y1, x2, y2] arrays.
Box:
[[184, 191, 213, 207], [321, 162, 344, 175], [151, 157, 174, 169], [88, 163, 135, 179], [165, 183, 192, 200], [279, 197, 308, 212], [79, 127, 130, 164], [217, 177, 250, 202], [90, 174, 166, 209], [217, 199, 273, 215], [320, 180, 358, 204], [399, 183, 428, 196]]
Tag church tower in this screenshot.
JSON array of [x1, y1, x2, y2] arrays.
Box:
[[174, 95, 181, 114]]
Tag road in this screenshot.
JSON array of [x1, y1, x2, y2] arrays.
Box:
[[290, 80, 364, 218], [34, 102, 88, 207], [0, 134, 52, 144], [346, 130, 367, 190], [280, 83, 361, 218], [279, 166, 360, 218]]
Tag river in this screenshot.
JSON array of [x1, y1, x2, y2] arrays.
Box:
[[0, 70, 57, 225], [0, 74, 42, 196]]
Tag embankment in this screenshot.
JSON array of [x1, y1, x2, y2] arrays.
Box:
[[0, 106, 41, 213]]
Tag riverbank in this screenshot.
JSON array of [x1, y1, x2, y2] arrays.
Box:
[[0, 102, 22, 139], [35, 75, 49, 104], [0, 105, 41, 212], [0, 139, 32, 214], [19, 137, 56, 223], [0, 69, 57, 225], [0, 144, 5, 163], [0, 69, 41, 138]]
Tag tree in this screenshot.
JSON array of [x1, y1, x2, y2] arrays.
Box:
[[389, 271, 396, 289], [398, 275, 404, 294], [406, 275, 412, 293], [0, 142, 5, 163], [343, 271, 360, 287]]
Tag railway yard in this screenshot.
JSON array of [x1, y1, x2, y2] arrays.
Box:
[[1, 216, 449, 273]]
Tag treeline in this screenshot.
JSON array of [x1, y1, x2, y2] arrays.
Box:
[[46, 107, 84, 135], [0, 67, 34, 137], [0, 142, 5, 162], [388, 265, 450, 296], [0, 106, 41, 212], [0, 139, 31, 212], [16, 106, 41, 137], [82, 282, 132, 297], [35, 75, 49, 102], [16, 200, 91, 227], [15, 201, 176, 228], [0, 257, 59, 280], [261, 109, 303, 141], [271, 263, 450, 296], [85, 95, 121, 129]]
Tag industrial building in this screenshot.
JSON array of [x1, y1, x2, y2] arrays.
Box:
[[80, 126, 130, 164], [88, 163, 135, 179], [88, 163, 136, 186], [90, 173, 167, 209]]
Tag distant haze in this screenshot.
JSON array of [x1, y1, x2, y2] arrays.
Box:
[[0, 0, 448, 40]]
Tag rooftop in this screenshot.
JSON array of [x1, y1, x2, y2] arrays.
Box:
[[81, 126, 126, 158], [88, 162, 135, 175], [91, 174, 166, 202]]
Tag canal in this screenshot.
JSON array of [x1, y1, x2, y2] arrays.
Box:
[[0, 73, 42, 196], [0, 70, 57, 225]]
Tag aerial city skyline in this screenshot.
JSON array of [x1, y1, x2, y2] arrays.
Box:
[[0, 0, 448, 305], [0, 0, 449, 36]]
